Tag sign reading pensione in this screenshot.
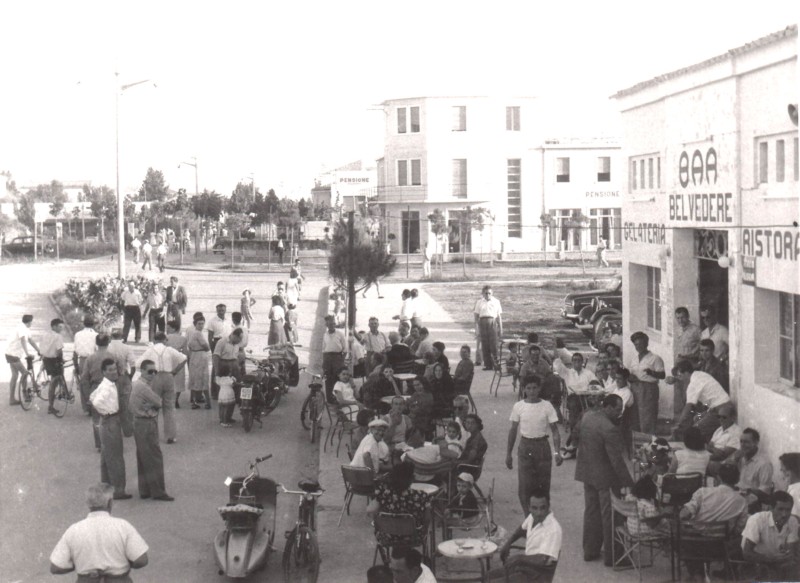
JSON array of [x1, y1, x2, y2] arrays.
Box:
[[668, 147, 733, 224]]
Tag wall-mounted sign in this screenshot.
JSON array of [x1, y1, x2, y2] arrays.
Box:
[[623, 222, 666, 244], [742, 228, 800, 261], [694, 229, 728, 260], [678, 148, 717, 188], [669, 192, 733, 223], [586, 191, 619, 197], [741, 255, 756, 286]]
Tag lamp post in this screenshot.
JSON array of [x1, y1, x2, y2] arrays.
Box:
[[178, 157, 199, 264], [115, 72, 154, 279]]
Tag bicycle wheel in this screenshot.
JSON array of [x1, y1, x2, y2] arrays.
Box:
[[19, 382, 33, 410], [52, 377, 69, 418], [35, 367, 50, 401], [300, 394, 313, 431], [310, 400, 319, 444], [282, 526, 319, 583]]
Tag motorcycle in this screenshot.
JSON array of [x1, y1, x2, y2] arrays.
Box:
[[215, 454, 278, 578], [237, 353, 283, 433]]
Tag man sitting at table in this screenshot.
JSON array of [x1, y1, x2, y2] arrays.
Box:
[[350, 419, 391, 474], [725, 428, 774, 513], [389, 546, 436, 583], [705, 402, 741, 477], [740, 491, 799, 581], [488, 488, 561, 582], [387, 332, 414, 368]]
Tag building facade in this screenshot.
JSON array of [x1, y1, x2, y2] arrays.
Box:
[[375, 96, 621, 256], [614, 26, 799, 463]]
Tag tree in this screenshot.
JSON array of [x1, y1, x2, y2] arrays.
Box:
[[458, 206, 488, 276], [84, 184, 116, 241], [16, 180, 66, 231], [191, 190, 223, 221], [427, 208, 448, 277], [224, 212, 252, 239], [277, 197, 301, 241], [137, 168, 169, 202], [226, 181, 256, 215], [328, 212, 396, 326]]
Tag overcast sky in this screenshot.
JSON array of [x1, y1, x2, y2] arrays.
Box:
[[0, 1, 796, 198]]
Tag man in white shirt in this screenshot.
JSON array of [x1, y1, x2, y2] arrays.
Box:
[[139, 332, 187, 444], [141, 240, 153, 271], [143, 286, 165, 343], [626, 331, 665, 435], [49, 483, 148, 578], [563, 353, 597, 394], [73, 315, 98, 412], [390, 547, 436, 583], [90, 359, 132, 499], [131, 236, 142, 263], [706, 402, 741, 462], [121, 281, 144, 344], [473, 285, 503, 370], [5, 314, 40, 406], [206, 303, 231, 400], [672, 306, 701, 418], [156, 240, 168, 272], [741, 491, 799, 581], [490, 489, 562, 582], [506, 377, 562, 512], [349, 419, 390, 473], [322, 315, 346, 403], [40, 318, 66, 414], [672, 359, 730, 441], [699, 306, 729, 362], [364, 317, 390, 373]]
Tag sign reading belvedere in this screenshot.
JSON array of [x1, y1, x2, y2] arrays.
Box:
[[668, 147, 733, 223]]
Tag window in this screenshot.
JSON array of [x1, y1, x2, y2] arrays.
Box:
[[630, 160, 637, 190], [507, 159, 521, 237], [590, 208, 621, 247], [452, 106, 466, 131], [776, 139, 785, 182], [646, 266, 662, 331], [639, 160, 645, 189], [397, 159, 421, 186], [629, 154, 661, 190], [556, 157, 570, 183], [657, 157, 661, 188], [795, 137, 799, 181], [648, 158, 654, 189], [758, 141, 769, 183], [506, 106, 520, 131], [452, 159, 467, 198], [397, 106, 420, 134], [597, 157, 611, 182], [779, 293, 800, 387]]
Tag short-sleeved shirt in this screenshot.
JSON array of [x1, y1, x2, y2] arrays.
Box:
[[563, 368, 597, 393], [73, 328, 98, 358], [710, 423, 742, 451], [686, 371, 730, 409], [142, 242, 152, 255], [510, 400, 558, 439], [90, 377, 119, 415], [108, 340, 136, 373], [521, 512, 562, 560], [675, 322, 701, 359], [683, 484, 749, 534], [741, 511, 799, 555], [139, 343, 187, 372], [131, 239, 141, 249], [674, 448, 711, 475], [39, 330, 65, 359], [213, 338, 239, 360], [129, 379, 162, 418], [121, 289, 142, 307], [735, 452, 774, 493], [789, 483, 800, 519], [206, 316, 232, 340], [349, 433, 389, 469], [322, 330, 346, 353], [626, 350, 665, 384], [701, 324, 729, 359], [50, 511, 148, 576], [6, 323, 34, 358], [146, 292, 164, 310], [364, 331, 390, 353], [610, 385, 634, 409], [474, 297, 502, 319], [398, 298, 413, 322]]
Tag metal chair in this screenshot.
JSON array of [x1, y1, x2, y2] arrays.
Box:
[[373, 511, 434, 570], [677, 520, 734, 582], [338, 465, 375, 526], [441, 477, 495, 541], [490, 340, 517, 397], [325, 402, 358, 457], [610, 494, 672, 582], [660, 473, 704, 508]]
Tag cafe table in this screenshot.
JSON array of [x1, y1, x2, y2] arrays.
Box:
[[437, 538, 497, 582]]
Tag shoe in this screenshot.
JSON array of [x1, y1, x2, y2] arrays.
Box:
[[113, 493, 133, 500], [191, 402, 200, 410], [482, 366, 493, 371], [196, 395, 206, 403], [166, 438, 176, 444], [48, 407, 57, 415], [220, 422, 232, 428], [140, 494, 151, 499], [174, 400, 180, 409], [9, 399, 21, 406], [228, 418, 238, 424], [584, 553, 601, 562], [205, 403, 212, 410], [153, 494, 175, 501]]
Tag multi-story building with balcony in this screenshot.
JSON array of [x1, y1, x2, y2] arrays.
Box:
[[613, 25, 799, 464], [375, 96, 621, 256]]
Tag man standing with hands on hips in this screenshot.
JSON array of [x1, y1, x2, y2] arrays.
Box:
[[626, 331, 665, 435], [474, 285, 503, 371], [321, 315, 346, 404]]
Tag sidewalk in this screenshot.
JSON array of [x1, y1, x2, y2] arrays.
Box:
[[314, 283, 675, 582]]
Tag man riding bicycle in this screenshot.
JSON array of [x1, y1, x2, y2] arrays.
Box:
[[5, 314, 40, 406], [40, 318, 67, 415]]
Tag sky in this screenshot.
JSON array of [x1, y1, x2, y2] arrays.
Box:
[[0, 0, 796, 199]]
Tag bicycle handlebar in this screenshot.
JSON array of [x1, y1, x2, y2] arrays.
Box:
[[255, 454, 273, 464], [280, 484, 324, 497]]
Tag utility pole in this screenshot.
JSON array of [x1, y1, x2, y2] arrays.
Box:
[[405, 204, 410, 278], [267, 208, 272, 270], [348, 210, 356, 328]]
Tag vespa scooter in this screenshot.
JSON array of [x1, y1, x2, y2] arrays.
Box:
[[215, 454, 278, 578]]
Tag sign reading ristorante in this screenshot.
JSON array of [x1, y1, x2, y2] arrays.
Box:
[[668, 147, 733, 223]]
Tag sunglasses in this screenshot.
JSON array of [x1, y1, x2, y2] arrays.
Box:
[[145, 369, 158, 375]]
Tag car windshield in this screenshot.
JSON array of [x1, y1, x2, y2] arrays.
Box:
[[604, 278, 622, 291]]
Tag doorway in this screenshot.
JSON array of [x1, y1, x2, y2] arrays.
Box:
[[401, 211, 420, 253], [448, 211, 472, 253], [695, 229, 729, 326]]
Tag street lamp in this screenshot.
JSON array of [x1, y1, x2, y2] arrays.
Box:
[[115, 72, 155, 279]]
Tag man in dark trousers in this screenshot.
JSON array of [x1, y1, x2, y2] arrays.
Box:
[[165, 276, 188, 331], [574, 394, 633, 566], [130, 359, 174, 501], [321, 315, 346, 403]]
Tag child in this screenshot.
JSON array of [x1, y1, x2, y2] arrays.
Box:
[[450, 472, 479, 519], [434, 421, 464, 460], [506, 342, 520, 390], [625, 476, 671, 537], [241, 289, 256, 329], [332, 367, 361, 421], [637, 437, 672, 489], [285, 304, 299, 345], [217, 376, 237, 428]]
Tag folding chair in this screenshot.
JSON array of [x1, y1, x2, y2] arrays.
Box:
[[324, 402, 358, 457], [660, 473, 704, 508], [441, 478, 495, 541], [677, 520, 735, 582], [338, 465, 375, 526], [611, 494, 672, 582], [373, 511, 433, 570], [490, 340, 517, 397]]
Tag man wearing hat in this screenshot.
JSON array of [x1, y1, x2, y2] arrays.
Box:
[[349, 418, 391, 474], [626, 332, 665, 435]]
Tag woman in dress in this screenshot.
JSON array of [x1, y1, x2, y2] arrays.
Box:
[[267, 295, 287, 345], [370, 461, 433, 548], [165, 321, 188, 408], [240, 289, 256, 329], [460, 414, 488, 480], [285, 276, 300, 307], [186, 313, 212, 409], [668, 426, 711, 476]]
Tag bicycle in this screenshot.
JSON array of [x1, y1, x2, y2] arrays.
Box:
[[299, 372, 326, 445], [281, 479, 324, 583], [19, 358, 74, 417]]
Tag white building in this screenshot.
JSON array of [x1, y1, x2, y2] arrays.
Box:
[[375, 96, 621, 256], [310, 160, 377, 210], [613, 25, 799, 463]]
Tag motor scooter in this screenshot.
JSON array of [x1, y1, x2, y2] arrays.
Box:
[[215, 454, 278, 578], [238, 354, 283, 433]]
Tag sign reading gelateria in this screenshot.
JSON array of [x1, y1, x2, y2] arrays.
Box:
[[742, 228, 800, 261], [669, 147, 733, 223], [623, 222, 666, 244]]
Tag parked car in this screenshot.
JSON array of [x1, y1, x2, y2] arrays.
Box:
[[212, 242, 226, 255], [561, 276, 622, 324], [2, 236, 55, 257]]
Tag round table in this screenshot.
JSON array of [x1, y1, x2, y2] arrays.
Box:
[[381, 394, 411, 404], [437, 538, 497, 582], [393, 373, 417, 381], [410, 482, 440, 495]]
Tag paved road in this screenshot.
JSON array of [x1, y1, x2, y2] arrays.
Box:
[[0, 256, 325, 582]]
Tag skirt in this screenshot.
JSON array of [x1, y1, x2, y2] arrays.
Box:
[[187, 351, 210, 393], [268, 319, 287, 345]]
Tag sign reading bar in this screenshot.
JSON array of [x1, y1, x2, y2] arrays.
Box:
[[623, 222, 666, 244], [741, 255, 756, 286]]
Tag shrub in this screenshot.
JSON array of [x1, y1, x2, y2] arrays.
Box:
[[64, 275, 163, 330]]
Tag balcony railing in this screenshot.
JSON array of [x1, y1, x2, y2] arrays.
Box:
[[373, 185, 428, 203]]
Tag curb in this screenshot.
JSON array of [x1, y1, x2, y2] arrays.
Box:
[[48, 292, 76, 341]]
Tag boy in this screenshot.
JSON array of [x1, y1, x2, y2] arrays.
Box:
[[450, 472, 479, 519]]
